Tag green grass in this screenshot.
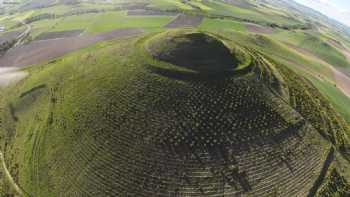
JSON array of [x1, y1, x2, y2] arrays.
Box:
[[27, 18, 61, 38], [81, 12, 173, 33], [198, 18, 246, 32], [272, 31, 349, 68], [270, 30, 309, 44], [0, 31, 327, 195], [76, 2, 116, 10], [27, 4, 73, 16], [218, 31, 334, 80], [307, 75, 350, 123], [148, 0, 193, 10], [201, 0, 300, 26], [187, 0, 212, 11], [0, 38, 137, 196], [2, 1, 350, 195], [204, 0, 259, 17], [0, 11, 34, 30], [29, 11, 173, 37], [0, 29, 347, 196], [298, 35, 349, 68]]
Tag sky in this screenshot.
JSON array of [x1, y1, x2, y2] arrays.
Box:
[[294, 0, 350, 27]]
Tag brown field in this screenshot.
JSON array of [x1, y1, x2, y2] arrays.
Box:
[[328, 38, 347, 50], [332, 67, 350, 97], [0, 28, 144, 68], [34, 29, 84, 41], [127, 9, 176, 16], [164, 14, 203, 28], [19, 0, 55, 11], [327, 39, 350, 78], [284, 43, 335, 80], [245, 23, 274, 34], [0, 31, 22, 44], [286, 42, 350, 97]]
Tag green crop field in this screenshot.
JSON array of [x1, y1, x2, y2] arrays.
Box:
[[308, 75, 350, 123], [52, 11, 173, 33], [25, 11, 173, 38], [198, 18, 246, 32], [149, 0, 193, 10]]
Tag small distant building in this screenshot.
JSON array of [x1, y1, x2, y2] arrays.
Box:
[[0, 25, 5, 32]]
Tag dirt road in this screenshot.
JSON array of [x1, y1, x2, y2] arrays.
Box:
[[0, 152, 28, 196], [0, 67, 27, 87], [12, 19, 31, 48]]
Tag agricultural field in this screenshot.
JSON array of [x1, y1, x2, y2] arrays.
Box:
[[0, 0, 350, 196]]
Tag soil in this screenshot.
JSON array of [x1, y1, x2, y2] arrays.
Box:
[[34, 29, 83, 41], [164, 14, 203, 28], [332, 67, 350, 97], [0, 28, 144, 68], [19, 0, 56, 11], [0, 31, 22, 44], [127, 9, 177, 16], [245, 23, 274, 34]]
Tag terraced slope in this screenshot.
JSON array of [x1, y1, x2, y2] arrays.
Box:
[[0, 30, 348, 196]]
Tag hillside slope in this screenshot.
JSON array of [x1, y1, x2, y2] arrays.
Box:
[[0, 30, 349, 196]]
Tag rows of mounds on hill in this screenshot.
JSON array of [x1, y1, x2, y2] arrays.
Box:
[[0, 29, 349, 196]]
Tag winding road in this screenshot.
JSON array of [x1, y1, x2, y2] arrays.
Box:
[[0, 152, 27, 196], [12, 19, 31, 48]]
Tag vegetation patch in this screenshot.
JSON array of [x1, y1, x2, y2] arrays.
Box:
[[315, 167, 350, 197]]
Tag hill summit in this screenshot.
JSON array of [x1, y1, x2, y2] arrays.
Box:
[[148, 31, 239, 72]]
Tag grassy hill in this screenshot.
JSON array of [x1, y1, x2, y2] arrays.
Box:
[[1, 0, 350, 196], [0, 29, 348, 196]]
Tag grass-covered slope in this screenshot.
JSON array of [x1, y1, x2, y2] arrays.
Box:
[[0, 30, 348, 196], [298, 35, 349, 68]]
